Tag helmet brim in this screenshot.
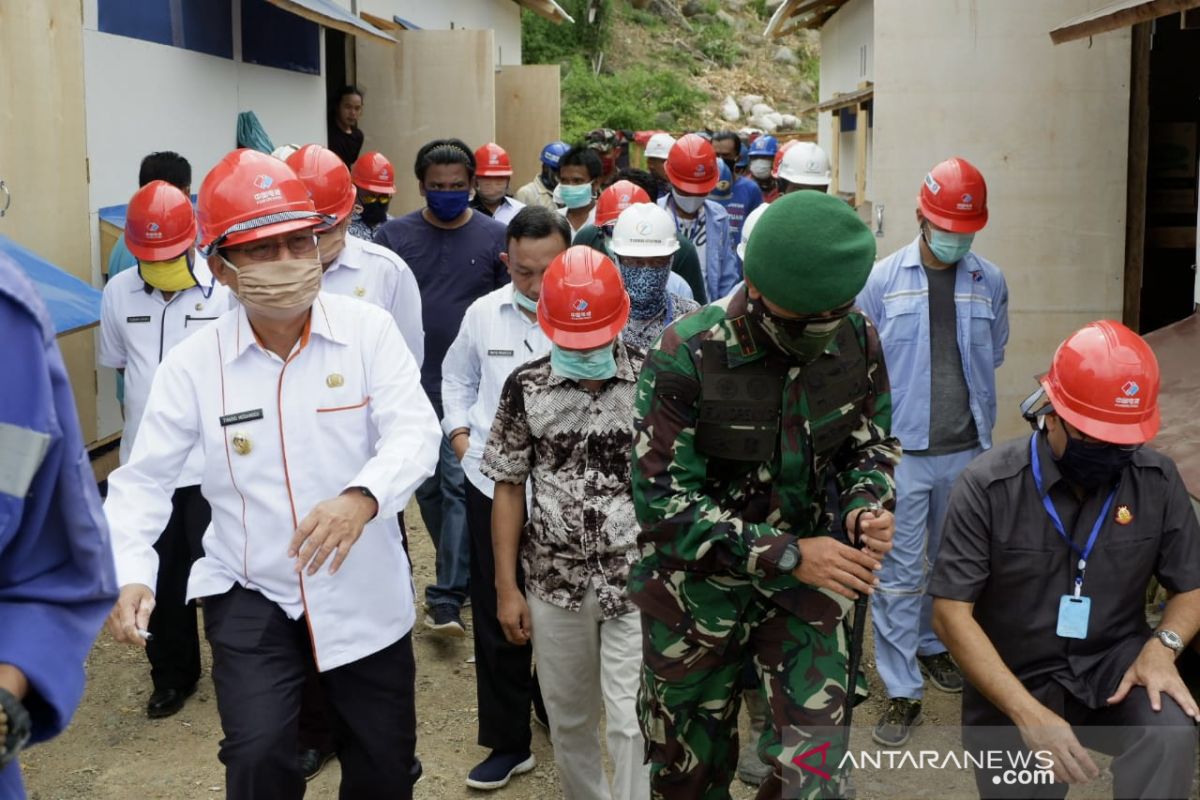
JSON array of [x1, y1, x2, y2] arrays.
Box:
[[213, 216, 322, 251], [1041, 378, 1160, 445], [918, 197, 988, 234], [355, 182, 397, 196]]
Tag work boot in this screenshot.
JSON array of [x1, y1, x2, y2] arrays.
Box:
[[918, 652, 963, 693], [872, 698, 923, 747], [736, 688, 772, 786]]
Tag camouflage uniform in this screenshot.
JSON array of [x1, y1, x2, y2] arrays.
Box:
[[630, 287, 900, 800]]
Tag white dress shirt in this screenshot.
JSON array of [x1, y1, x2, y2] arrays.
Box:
[[491, 196, 526, 226], [441, 284, 550, 498], [98, 252, 232, 485], [559, 205, 597, 238], [325, 234, 425, 367], [105, 292, 440, 671]]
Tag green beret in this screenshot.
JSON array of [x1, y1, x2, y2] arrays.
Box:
[[743, 191, 876, 314]]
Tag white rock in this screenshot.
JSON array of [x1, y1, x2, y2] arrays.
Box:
[[751, 102, 775, 118], [750, 114, 779, 133], [780, 114, 800, 130], [762, 112, 784, 129], [738, 94, 765, 114], [721, 96, 741, 122], [773, 46, 798, 65]]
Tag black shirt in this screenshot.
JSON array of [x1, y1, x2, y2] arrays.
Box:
[[328, 124, 364, 167], [930, 433, 1200, 719]]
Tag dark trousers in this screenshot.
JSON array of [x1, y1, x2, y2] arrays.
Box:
[[968, 683, 1197, 799], [204, 586, 417, 800], [466, 479, 540, 754], [147, 485, 209, 690]]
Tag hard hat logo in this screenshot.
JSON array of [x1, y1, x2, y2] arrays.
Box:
[[145, 220, 163, 240], [635, 221, 653, 236], [254, 175, 275, 190], [1122, 381, 1140, 397], [695, 164, 707, 177], [380, 170, 389, 180], [573, 299, 589, 312], [924, 174, 941, 195]]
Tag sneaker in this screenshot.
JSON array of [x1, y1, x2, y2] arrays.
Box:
[[299, 748, 335, 781], [465, 751, 536, 790], [424, 604, 466, 638], [918, 652, 964, 693], [872, 698, 923, 747]]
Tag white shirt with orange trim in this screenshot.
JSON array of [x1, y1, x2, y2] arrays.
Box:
[[105, 292, 440, 671], [324, 234, 425, 367]]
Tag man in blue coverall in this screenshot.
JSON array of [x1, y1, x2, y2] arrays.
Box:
[[0, 252, 118, 797]]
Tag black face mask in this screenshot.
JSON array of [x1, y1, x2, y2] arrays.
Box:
[[721, 157, 738, 173], [540, 167, 559, 191], [1056, 435, 1136, 491], [361, 201, 389, 226]]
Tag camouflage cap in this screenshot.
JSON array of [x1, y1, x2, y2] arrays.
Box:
[[743, 191, 876, 314]]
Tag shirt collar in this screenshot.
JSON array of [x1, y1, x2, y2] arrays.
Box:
[[322, 235, 364, 277], [1033, 431, 1067, 492], [226, 294, 345, 364], [544, 338, 638, 388], [899, 235, 926, 269]]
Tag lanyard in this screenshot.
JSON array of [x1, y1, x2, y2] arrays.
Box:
[[1029, 433, 1117, 596]]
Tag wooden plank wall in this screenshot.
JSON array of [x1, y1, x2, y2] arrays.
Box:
[[495, 65, 562, 191]]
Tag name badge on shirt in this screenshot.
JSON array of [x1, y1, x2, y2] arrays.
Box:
[[126, 315, 152, 323], [487, 349, 515, 357], [1057, 595, 1091, 640], [219, 409, 264, 427]]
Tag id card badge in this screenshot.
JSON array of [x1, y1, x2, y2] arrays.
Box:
[[1057, 595, 1091, 639]]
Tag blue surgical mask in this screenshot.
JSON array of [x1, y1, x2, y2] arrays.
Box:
[[514, 288, 538, 313], [550, 342, 617, 381], [924, 227, 974, 264], [426, 189, 471, 222], [557, 183, 594, 210]]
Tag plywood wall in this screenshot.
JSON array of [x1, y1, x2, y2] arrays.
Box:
[[357, 29, 497, 216], [495, 65, 561, 191], [0, 0, 98, 443]]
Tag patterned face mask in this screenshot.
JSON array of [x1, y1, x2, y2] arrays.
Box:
[[616, 257, 671, 320], [748, 296, 847, 363]]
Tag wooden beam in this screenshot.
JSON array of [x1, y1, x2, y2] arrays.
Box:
[[1123, 22, 1151, 331], [855, 102, 869, 207], [830, 110, 841, 196], [1050, 0, 1200, 44]]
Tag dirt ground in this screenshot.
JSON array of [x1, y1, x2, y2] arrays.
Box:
[[17, 503, 1184, 799]]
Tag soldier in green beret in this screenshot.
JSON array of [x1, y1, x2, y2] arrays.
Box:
[[630, 191, 903, 799]]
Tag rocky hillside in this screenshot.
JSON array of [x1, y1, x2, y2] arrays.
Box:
[[522, 0, 819, 140]]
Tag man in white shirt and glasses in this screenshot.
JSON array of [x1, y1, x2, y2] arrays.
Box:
[[104, 149, 440, 800]]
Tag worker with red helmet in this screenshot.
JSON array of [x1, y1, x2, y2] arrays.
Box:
[[659, 133, 739, 302], [104, 148, 440, 799], [856, 156, 1009, 747], [471, 142, 526, 225], [98, 180, 230, 721], [931, 321, 1200, 798], [287, 144, 423, 368], [483, 246, 650, 800], [347, 150, 396, 240]]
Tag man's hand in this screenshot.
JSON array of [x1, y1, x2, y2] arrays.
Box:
[[1016, 704, 1100, 785], [794, 536, 882, 600], [845, 507, 894, 557], [497, 587, 532, 646], [1107, 637, 1200, 720], [107, 584, 156, 647], [451, 432, 470, 462], [289, 490, 377, 577]]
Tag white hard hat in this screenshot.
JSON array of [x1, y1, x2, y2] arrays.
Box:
[[611, 203, 681, 258], [737, 204, 770, 261], [270, 143, 301, 161], [777, 141, 832, 187], [645, 133, 676, 161]]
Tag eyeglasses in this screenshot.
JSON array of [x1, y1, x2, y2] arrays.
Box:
[[226, 234, 318, 263], [360, 195, 390, 204]]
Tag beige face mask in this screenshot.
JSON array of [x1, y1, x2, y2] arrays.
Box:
[[317, 224, 348, 268], [220, 256, 322, 321]]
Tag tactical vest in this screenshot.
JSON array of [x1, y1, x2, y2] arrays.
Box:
[[694, 316, 868, 482]]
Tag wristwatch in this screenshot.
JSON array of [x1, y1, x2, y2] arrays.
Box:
[[1155, 629, 1184, 657], [0, 687, 32, 769], [776, 543, 801, 572]]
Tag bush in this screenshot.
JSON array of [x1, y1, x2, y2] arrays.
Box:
[[559, 56, 708, 142], [521, 0, 612, 65], [695, 21, 739, 67]]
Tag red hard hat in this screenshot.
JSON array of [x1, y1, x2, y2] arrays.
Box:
[[125, 180, 197, 261], [1041, 320, 1160, 445], [537, 245, 630, 349], [771, 139, 798, 179], [918, 157, 988, 233], [474, 143, 513, 178], [197, 149, 322, 252], [595, 180, 651, 228], [285, 144, 356, 227], [350, 151, 397, 195], [665, 133, 719, 194]]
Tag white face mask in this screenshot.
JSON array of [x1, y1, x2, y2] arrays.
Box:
[[671, 188, 705, 214], [749, 160, 773, 180]]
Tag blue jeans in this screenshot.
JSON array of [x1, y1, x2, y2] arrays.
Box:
[[415, 433, 469, 611], [872, 447, 981, 700]]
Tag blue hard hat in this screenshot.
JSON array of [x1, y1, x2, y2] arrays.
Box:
[[540, 141, 570, 168], [709, 159, 733, 204], [736, 150, 750, 169], [747, 134, 778, 159]]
